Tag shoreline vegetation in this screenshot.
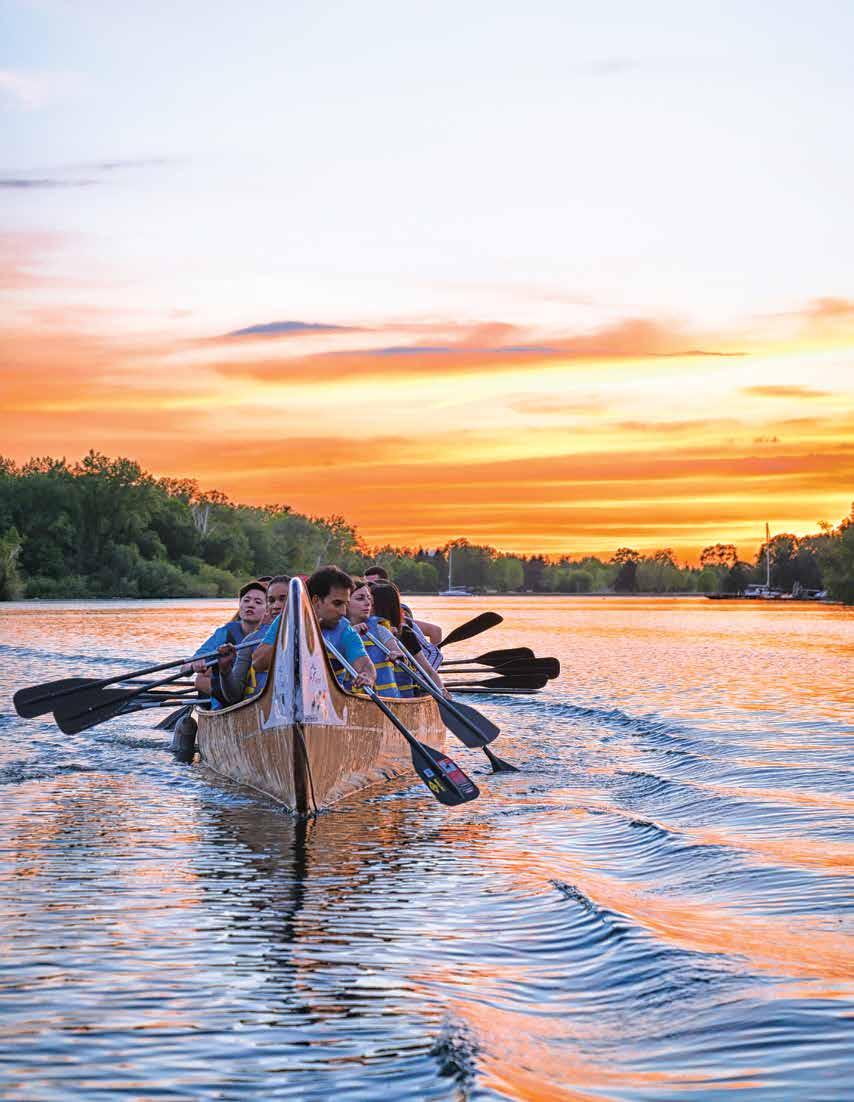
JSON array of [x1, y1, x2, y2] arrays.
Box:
[[1, 452, 852, 604]]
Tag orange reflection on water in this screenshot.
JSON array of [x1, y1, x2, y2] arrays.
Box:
[[669, 821, 854, 876], [471, 837, 854, 985], [419, 988, 768, 1101]]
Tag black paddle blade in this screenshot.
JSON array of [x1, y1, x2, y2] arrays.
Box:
[[409, 741, 480, 806], [450, 685, 541, 695], [155, 703, 195, 731], [53, 688, 140, 735], [438, 612, 503, 649], [484, 745, 519, 773], [442, 647, 534, 668], [436, 697, 500, 747], [446, 658, 560, 680], [475, 646, 534, 664], [445, 673, 550, 691], [14, 677, 99, 718]]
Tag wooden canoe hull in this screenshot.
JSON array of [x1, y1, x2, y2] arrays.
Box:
[[195, 580, 445, 813]]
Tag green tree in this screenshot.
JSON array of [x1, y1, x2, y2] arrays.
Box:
[[0, 527, 23, 600], [488, 556, 524, 592], [611, 548, 640, 592]]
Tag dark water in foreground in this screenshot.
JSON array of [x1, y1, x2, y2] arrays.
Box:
[[1, 597, 852, 1101]]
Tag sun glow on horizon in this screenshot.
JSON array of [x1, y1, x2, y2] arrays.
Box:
[[2, 3, 852, 564]]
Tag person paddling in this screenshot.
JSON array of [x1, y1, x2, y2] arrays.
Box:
[[216, 574, 291, 704], [369, 581, 449, 698], [347, 578, 402, 697], [253, 566, 376, 691], [186, 580, 267, 708]]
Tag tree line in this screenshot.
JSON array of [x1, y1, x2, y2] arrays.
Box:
[[0, 452, 851, 603]]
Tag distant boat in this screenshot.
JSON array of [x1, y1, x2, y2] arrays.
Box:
[[743, 523, 785, 598], [439, 547, 473, 596]]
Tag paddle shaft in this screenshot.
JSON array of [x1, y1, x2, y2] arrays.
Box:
[[367, 631, 490, 747], [365, 633, 518, 773], [324, 639, 478, 805], [19, 639, 257, 713]]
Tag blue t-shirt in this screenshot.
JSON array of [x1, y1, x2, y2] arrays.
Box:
[[193, 620, 249, 659], [262, 615, 367, 666], [323, 617, 368, 666], [262, 614, 280, 647]]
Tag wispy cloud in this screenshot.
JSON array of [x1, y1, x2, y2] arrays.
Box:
[[508, 396, 605, 415], [212, 317, 745, 385], [0, 158, 177, 192], [225, 320, 357, 339], [802, 297, 854, 320], [742, 385, 831, 399], [0, 177, 96, 189]]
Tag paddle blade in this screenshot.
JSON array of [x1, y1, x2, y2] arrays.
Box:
[[53, 688, 139, 734], [155, 703, 195, 731], [14, 677, 99, 719], [484, 745, 519, 773], [438, 612, 503, 649], [445, 673, 550, 691], [474, 646, 534, 665], [437, 697, 500, 747], [410, 741, 480, 806], [442, 647, 534, 668], [449, 685, 541, 695], [445, 658, 560, 679]]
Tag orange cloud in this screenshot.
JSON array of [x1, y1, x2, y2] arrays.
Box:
[[742, 385, 831, 399], [205, 316, 744, 385], [2, 286, 852, 560]]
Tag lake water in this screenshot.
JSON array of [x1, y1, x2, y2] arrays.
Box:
[[1, 596, 852, 1101]]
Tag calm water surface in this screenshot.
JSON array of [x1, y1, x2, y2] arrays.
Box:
[[1, 597, 852, 1101]]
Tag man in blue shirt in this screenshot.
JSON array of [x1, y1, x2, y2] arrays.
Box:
[[253, 566, 376, 691]]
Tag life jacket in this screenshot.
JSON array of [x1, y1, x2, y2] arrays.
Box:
[[405, 617, 442, 670], [373, 617, 417, 697], [361, 617, 400, 698]]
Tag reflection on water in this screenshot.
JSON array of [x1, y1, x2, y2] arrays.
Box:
[[1, 597, 852, 1099]]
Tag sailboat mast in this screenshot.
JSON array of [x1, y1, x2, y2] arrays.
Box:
[[765, 523, 771, 588], [448, 546, 453, 589]]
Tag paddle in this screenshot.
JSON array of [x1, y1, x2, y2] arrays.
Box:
[[444, 672, 550, 691], [438, 646, 534, 668], [438, 612, 503, 649], [325, 639, 479, 807], [441, 657, 560, 680], [365, 632, 518, 773], [449, 685, 541, 695], [14, 641, 256, 719], [155, 703, 198, 731], [52, 669, 193, 735]]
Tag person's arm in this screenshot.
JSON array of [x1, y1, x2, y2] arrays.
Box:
[[182, 626, 225, 687], [413, 649, 449, 697], [219, 647, 253, 703], [373, 622, 404, 660], [339, 623, 376, 690], [252, 642, 273, 673], [414, 618, 442, 645], [350, 654, 376, 691], [251, 615, 280, 673]]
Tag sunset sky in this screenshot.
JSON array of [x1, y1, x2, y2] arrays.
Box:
[[2, 1, 852, 561]]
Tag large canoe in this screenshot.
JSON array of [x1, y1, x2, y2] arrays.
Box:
[[195, 577, 446, 814]]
